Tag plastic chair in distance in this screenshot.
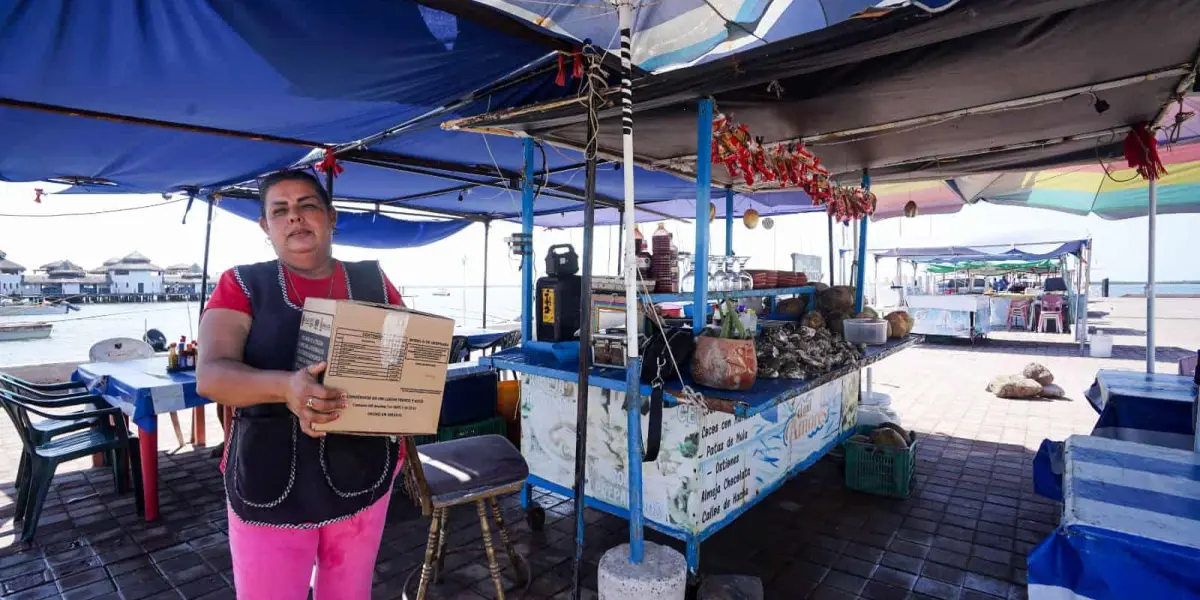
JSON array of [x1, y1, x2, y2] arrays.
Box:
[[0, 372, 87, 398], [0, 388, 142, 541], [1007, 299, 1031, 330], [401, 435, 530, 599], [1180, 354, 1198, 378], [1039, 295, 1065, 333], [448, 335, 469, 364], [0, 375, 107, 498], [88, 337, 190, 448]]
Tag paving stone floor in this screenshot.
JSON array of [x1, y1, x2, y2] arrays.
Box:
[[1, 297, 1191, 599]]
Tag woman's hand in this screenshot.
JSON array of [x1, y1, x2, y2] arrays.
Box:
[[284, 362, 346, 438]]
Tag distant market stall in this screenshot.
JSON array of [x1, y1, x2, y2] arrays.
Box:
[[872, 238, 1092, 343]]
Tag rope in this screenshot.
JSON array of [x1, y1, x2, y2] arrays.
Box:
[[0, 197, 187, 218]]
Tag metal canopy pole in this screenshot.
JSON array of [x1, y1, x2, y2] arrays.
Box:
[[197, 194, 214, 319], [482, 221, 490, 327], [854, 173, 870, 313], [693, 99, 714, 332], [571, 45, 601, 598], [827, 214, 836, 286], [1147, 178, 1157, 373], [520, 139, 536, 344], [618, 0, 646, 568], [725, 187, 734, 256]]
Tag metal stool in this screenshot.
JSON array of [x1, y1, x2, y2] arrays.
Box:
[[402, 435, 530, 599]]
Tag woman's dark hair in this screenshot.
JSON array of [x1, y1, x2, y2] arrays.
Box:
[[258, 170, 333, 217]]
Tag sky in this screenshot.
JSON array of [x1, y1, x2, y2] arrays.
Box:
[[1, 180, 1197, 288]]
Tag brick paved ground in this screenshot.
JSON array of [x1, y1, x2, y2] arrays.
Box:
[[0, 297, 1194, 599]]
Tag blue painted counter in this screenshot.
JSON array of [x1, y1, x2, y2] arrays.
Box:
[[487, 334, 918, 574]]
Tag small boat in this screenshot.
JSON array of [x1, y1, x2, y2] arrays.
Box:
[[0, 302, 70, 317], [433, 288, 451, 297], [0, 322, 52, 341]]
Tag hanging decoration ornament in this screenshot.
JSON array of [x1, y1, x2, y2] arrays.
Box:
[[709, 202, 716, 222], [762, 217, 775, 230], [33, 188, 44, 203], [315, 148, 344, 178], [903, 200, 919, 218], [710, 112, 876, 224], [743, 208, 760, 229], [1122, 122, 1167, 180]]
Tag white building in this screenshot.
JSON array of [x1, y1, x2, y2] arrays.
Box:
[[23, 260, 105, 297], [0, 250, 24, 296], [105, 251, 163, 295], [164, 263, 211, 295]]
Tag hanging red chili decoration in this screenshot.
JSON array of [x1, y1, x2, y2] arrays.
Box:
[[315, 148, 344, 178], [1123, 123, 1167, 180]]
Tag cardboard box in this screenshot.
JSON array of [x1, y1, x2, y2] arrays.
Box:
[[294, 299, 455, 435]]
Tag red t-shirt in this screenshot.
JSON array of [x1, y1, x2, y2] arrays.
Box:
[[206, 262, 404, 314]]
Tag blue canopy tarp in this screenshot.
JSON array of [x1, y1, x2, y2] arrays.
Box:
[[212, 196, 471, 249], [872, 239, 1087, 263]]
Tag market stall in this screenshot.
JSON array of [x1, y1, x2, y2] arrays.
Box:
[[872, 238, 1092, 343]]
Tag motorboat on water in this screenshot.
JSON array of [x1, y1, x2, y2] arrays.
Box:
[[0, 300, 77, 316], [0, 322, 52, 341]]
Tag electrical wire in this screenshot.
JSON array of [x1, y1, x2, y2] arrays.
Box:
[[0, 197, 187, 218]]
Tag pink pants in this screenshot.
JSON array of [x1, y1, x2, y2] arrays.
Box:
[[227, 492, 392, 600]]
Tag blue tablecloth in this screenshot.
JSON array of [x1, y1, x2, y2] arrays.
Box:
[[73, 358, 209, 433], [1028, 435, 1200, 599], [1085, 369, 1196, 449]]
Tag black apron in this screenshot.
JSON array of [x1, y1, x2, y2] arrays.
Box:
[[223, 259, 400, 527]]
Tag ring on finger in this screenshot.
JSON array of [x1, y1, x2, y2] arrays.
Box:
[[306, 397, 316, 410]]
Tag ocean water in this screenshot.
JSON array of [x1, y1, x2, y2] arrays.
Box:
[[1087, 283, 1200, 297], [0, 285, 520, 368]]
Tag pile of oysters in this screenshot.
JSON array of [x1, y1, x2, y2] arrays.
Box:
[[756, 323, 861, 379]]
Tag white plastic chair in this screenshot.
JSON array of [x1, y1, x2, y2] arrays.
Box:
[[88, 338, 187, 447]]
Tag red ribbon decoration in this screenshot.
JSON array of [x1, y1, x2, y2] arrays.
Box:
[[555, 54, 567, 87], [315, 148, 344, 178], [33, 188, 43, 203], [1123, 123, 1167, 180], [572, 48, 584, 80]]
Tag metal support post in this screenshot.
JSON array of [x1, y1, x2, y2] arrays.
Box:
[[854, 173, 870, 313], [482, 221, 490, 327], [725, 187, 734, 256], [198, 194, 214, 319], [617, 0, 645, 566], [694, 99, 714, 332], [521, 139, 536, 344], [827, 214, 835, 285], [1147, 178, 1157, 372]]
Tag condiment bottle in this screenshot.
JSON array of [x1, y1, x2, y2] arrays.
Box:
[[168, 343, 178, 370]]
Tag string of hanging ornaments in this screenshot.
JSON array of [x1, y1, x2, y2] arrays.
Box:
[[710, 112, 877, 223]]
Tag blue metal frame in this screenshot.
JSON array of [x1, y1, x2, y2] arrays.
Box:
[[520, 138, 536, 344], [854, 172, 870, 313], [724, 187, 734, 256], [625, 358, 645, 562], [518, 426, 856, 573], [693, 99, 714, 333]]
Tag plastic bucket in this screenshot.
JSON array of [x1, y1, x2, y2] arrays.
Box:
[[1090, 333, 1113, 358]]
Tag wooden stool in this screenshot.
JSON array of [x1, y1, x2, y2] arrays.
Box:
[[402, 435, 530, 599]]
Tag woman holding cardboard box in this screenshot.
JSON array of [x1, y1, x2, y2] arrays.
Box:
[[198, 170, 407, 599]]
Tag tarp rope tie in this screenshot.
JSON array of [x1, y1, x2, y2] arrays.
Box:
[[315, 148, 344, 178], [1122, 123, 1166, 181], [33, 188, 43, 203]]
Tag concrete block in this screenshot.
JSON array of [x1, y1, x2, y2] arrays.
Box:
[[598, 542, 686, 600]]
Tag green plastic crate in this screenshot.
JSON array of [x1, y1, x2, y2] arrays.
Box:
[[412, 415, 506, 446], [843, 424, 918, 498]]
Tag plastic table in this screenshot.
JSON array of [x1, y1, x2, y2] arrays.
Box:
[[1028, 435, 1200, 599], [73, 358, 210, 521], [1085, 369, 1196, 449], [456, 327, 514, 351]]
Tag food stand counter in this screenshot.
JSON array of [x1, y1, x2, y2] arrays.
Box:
[[480, 336, 918, 572], [905, 294, 991, 339]]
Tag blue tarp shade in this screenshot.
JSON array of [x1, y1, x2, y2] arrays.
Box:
[[0, 0, 564, 192], [471, 0, 957, 72], [211, 196, 471, 249], [872, 239, 1087, 263]]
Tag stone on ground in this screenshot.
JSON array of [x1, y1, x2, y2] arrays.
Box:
[[598, 543, 687, 600], [987, 374, 1043, 399], [1023, 362, 1055, 385], [1041, 383, 1066, 398], [698, 575, 764, 600]]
